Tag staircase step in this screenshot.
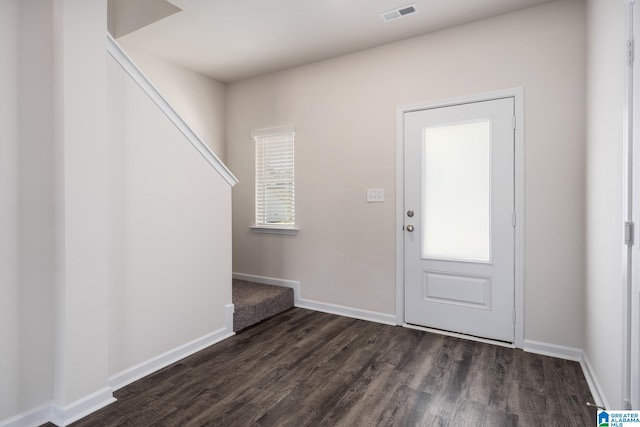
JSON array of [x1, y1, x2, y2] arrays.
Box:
[[232, 279, 294, 332]]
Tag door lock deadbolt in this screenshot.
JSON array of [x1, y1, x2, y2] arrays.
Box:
[[407, 210, 414, 217]]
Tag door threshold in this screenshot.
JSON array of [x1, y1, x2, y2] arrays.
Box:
[[402, 323, 516, 349]]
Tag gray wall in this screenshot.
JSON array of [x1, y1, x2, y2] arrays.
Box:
[[227, 0, 586, 348]]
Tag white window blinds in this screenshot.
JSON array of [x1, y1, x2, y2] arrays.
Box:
[[254, 129, 295, 226]]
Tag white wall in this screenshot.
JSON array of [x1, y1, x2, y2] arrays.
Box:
[[52, 0, 111, 407], [585, 0, 627, 409], [17, 0, 56, 414], [0, 0, 234, 422], [0, 0, 21, 419], [107, 54, 233, 375], [118, 42, 227, 160], [0, 0, 56, 420], [227, 0, 586, 348], [108, 0, 180, 38], [0, 0, 233, 421]]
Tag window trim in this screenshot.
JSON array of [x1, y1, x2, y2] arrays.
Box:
[[251, 125, 298, 234], [250, 225, 300, 235]]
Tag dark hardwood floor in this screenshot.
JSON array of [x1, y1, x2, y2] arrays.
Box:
[[64, 308, 595, 426]]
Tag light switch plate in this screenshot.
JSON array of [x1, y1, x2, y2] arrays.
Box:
[[367, 188, 384, 203]]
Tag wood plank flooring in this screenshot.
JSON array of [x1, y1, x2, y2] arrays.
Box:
[[66, 308, 595, 426]]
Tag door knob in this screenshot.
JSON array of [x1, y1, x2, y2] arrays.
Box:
[[406, 225, 414, 232]]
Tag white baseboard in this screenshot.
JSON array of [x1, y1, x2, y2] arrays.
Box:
[[235, 274, 609, 407], [523, 339, 583, 362], [109, 313, 235, 391], [232, 272, 397, 326], [523, 340, 610, 409], [296, 298, 398, 325], [50, 387, 115, 426], [0, 403, 51, 427], [580, 352, 610, 409], [0, 304, 237, 427], [0, 387, 116, 427]]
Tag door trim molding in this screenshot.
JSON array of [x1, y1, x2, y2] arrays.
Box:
[[395, 88, 525, 348], [626, 0, 635, 409]]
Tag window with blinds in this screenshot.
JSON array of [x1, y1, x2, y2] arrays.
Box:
[[254, 127, 295, 228]]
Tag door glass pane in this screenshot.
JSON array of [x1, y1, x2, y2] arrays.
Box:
[[422, 120, 491, 261]]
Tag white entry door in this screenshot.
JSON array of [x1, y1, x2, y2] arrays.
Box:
[[404, 97, 515, 342]]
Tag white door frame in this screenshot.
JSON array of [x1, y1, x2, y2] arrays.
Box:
[[395, 88, 525, 348], [626, 0, 636, 410]]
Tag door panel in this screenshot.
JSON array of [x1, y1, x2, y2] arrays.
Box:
[[422, 271, 491, 309], [404, 98, 515, 342]]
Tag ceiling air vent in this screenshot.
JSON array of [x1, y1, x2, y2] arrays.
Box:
[[380, 4, 418, 22]]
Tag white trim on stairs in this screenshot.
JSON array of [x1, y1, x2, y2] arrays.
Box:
[[106, 33, 238, 187], [225, 302, 235, 332]]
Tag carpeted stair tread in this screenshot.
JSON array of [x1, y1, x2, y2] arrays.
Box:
[[232, 279, 294, 332]]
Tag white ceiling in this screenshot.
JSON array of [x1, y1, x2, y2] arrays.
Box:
[[118, 0, 556, 83]]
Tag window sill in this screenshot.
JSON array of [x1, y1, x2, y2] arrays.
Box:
[[250, 225, 300, 235]]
